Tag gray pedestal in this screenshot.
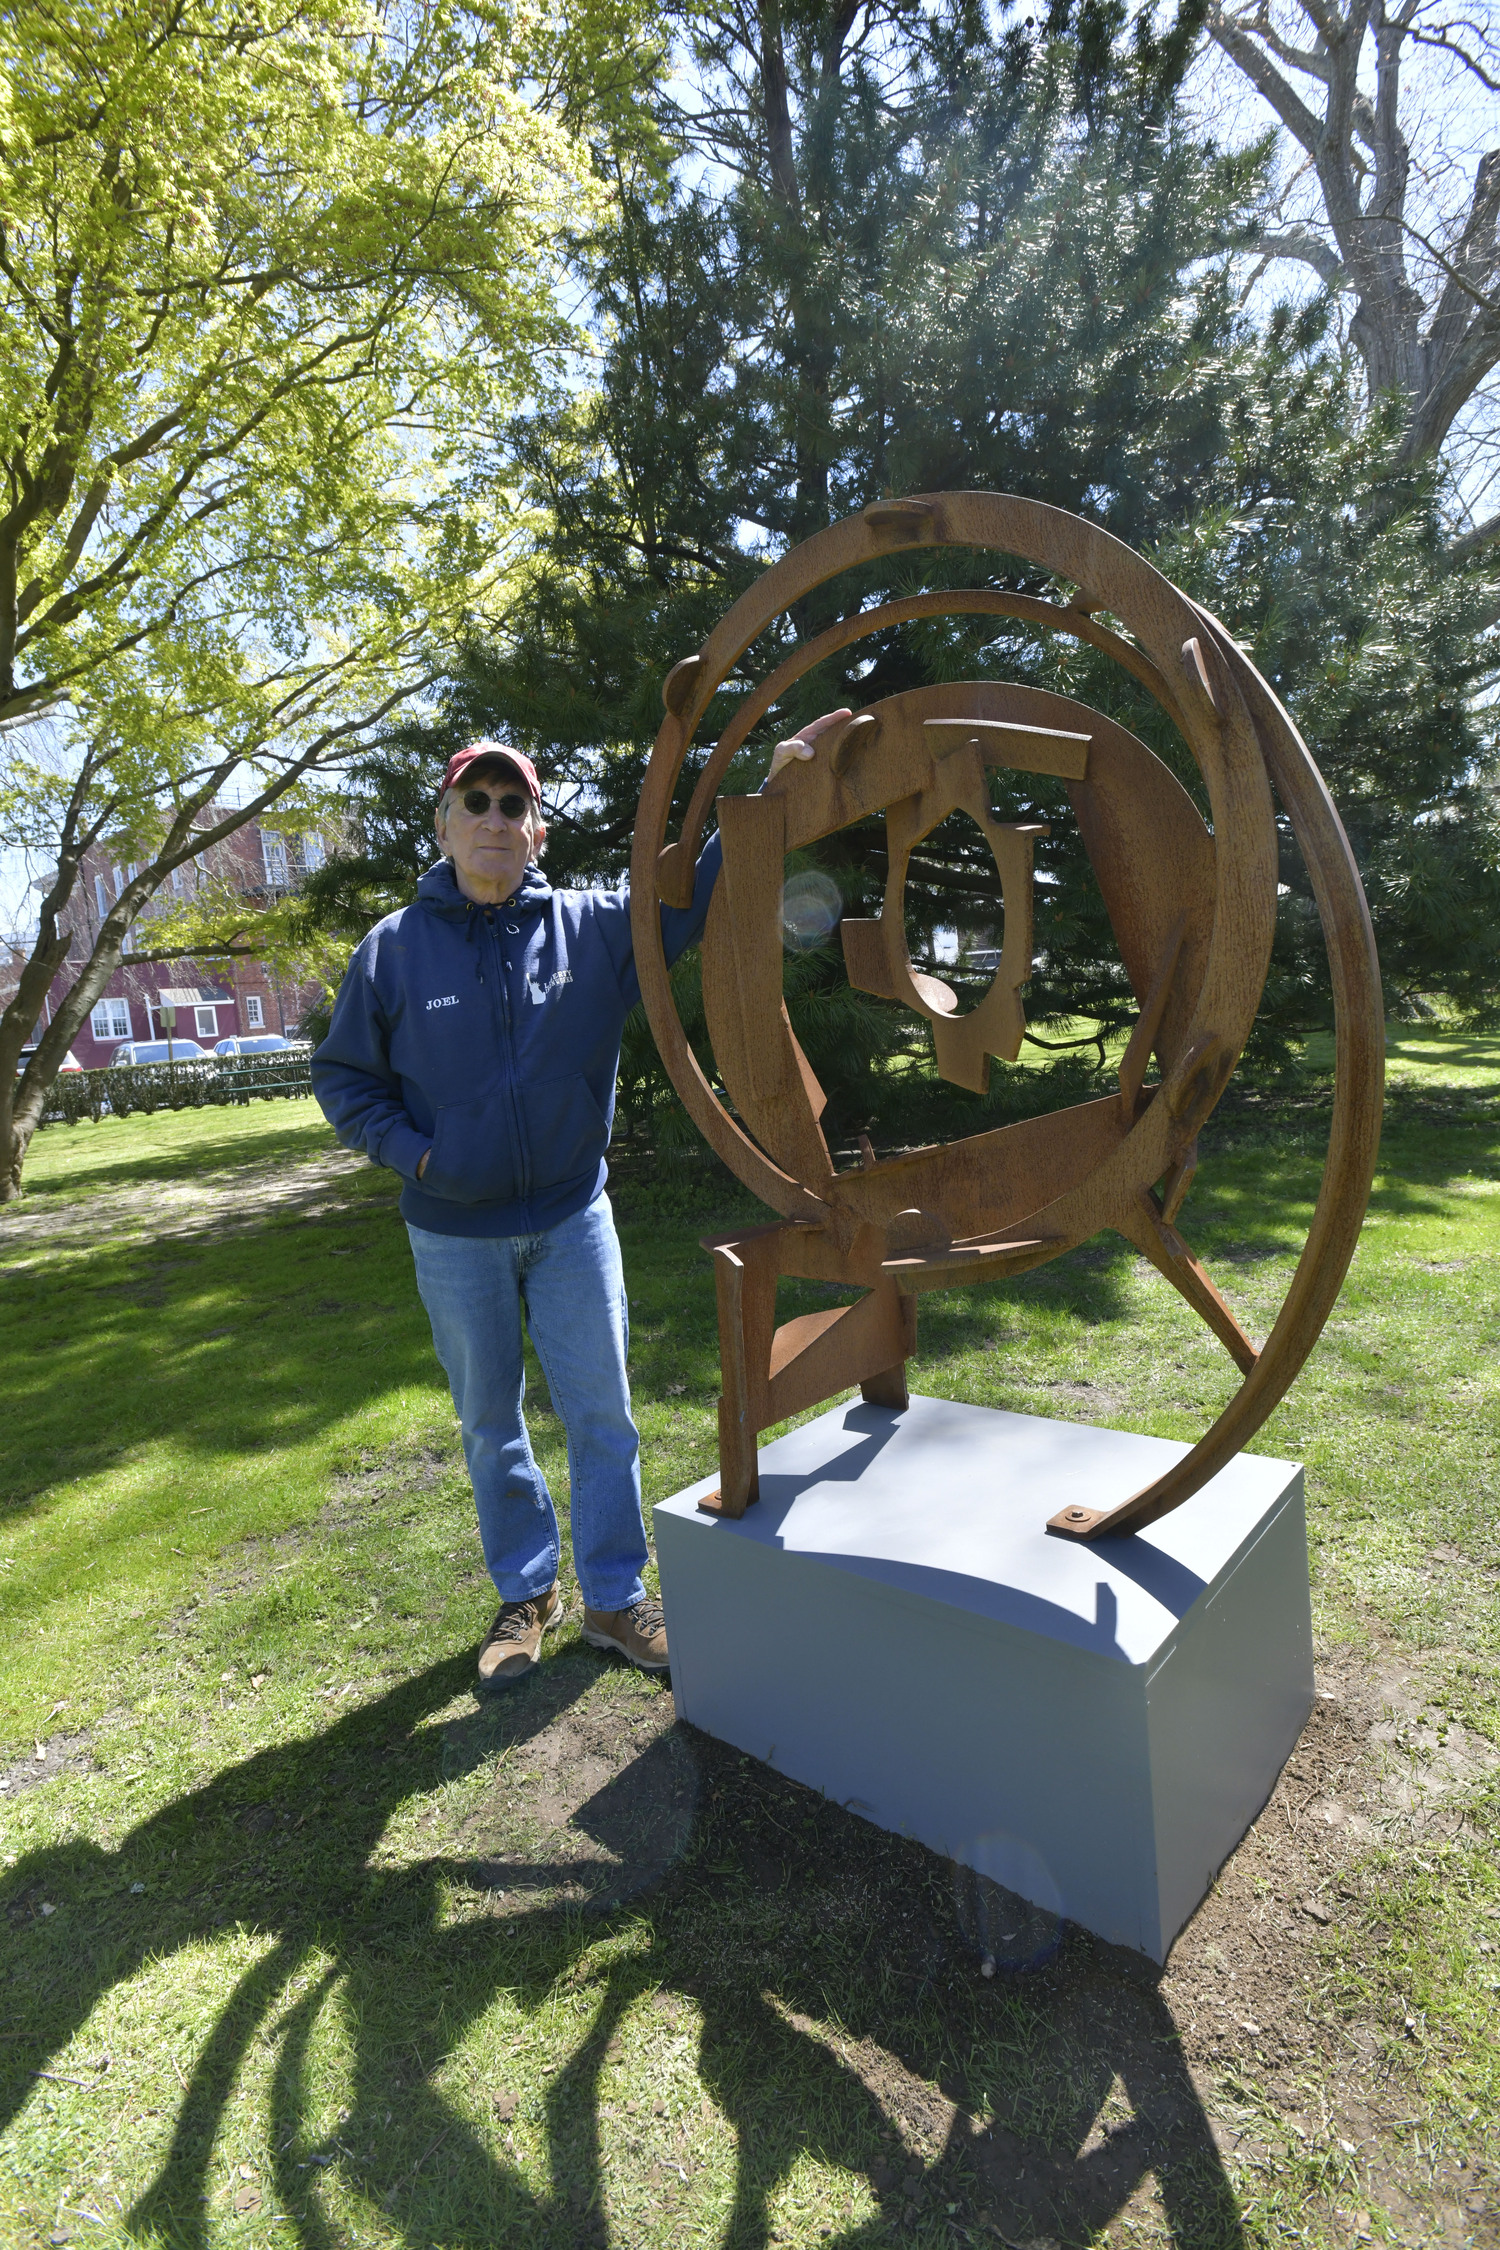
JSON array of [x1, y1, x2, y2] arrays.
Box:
[[653, 1394, 1311, 1963]]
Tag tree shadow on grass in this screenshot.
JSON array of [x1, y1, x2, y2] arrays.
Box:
[[687, 1970, 1243, 2250], [0, 1200, 441, 1533], [16, 1111, 346, 1204], [3, 1652, 1245, 2250], [922, 1239, 1137, 1343]]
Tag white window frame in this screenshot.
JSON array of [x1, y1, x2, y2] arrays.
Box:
[[244, 995, 264, 1028], [302, 833, 326, 872], [112, 866, 124, 900], [194, 1005, 218, 1038], [261, 830, 289, 886], [91, 997, 131, 1041], [94, 875, 109, 918]]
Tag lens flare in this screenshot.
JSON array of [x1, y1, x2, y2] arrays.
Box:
[[952, 1833, 1064, 1973], [781, 870, 843, 951]]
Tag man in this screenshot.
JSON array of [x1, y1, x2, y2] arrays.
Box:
[[312, 716, 847, 1688]]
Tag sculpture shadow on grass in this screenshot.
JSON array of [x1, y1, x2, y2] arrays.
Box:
[[2, 1650, 1244, 2250]]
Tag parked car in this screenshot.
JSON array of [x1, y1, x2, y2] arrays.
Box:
[[214, 1034, 295, 1055], [16, 1045, 82, 1073], [110, 1038, 214, 1065]]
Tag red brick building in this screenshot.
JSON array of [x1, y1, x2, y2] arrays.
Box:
[[33, 811, 329, 1067]]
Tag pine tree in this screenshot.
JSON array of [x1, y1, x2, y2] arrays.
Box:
[[318, 0, 1500, 1140], [454, 0, 1261, 880]]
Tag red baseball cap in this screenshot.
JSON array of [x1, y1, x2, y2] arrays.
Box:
[[441, 741, 542, 805]]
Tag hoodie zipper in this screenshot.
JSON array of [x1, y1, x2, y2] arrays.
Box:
[[486, 907, 531, 1203]]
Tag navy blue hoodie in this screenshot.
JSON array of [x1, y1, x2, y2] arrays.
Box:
[[311, 840, 722, 1237]]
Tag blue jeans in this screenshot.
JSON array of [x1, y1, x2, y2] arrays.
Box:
[[406, 1195, 646, 1613]]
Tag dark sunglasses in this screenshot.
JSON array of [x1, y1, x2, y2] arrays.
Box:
[[457, 786, 531, 820]]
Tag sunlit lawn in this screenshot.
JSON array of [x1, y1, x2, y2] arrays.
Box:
[[1, 1033, 1497, 2248]]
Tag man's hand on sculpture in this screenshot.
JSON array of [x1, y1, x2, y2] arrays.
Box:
[[767, 707, 853, 783]]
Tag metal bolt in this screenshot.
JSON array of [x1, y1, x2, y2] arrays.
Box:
[[1064, 1506, 1091, 1523]]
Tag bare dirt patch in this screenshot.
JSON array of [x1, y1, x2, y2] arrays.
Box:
[[1161, 1663, 1383, 2079], [0, 1728, 95, 1799], [1035, 1378, 1126, 1416], [327, 1443, 455, 1518], [1159, 1648, 1497, 2244], [443, 1649, 700, 1913]]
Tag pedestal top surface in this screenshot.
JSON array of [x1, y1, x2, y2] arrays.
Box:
[[654, 1395, 1301, 1666]]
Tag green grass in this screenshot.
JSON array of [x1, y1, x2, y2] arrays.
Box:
[[2, 1038, 1498, 2250], [14, 1098, 341, 1204]]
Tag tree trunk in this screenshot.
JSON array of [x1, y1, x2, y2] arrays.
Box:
[[0, 911, 138, 1202], [1208, 0, 1500, 529]]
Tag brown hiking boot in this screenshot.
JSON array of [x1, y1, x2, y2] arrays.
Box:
[[477, 1584, 562, 1687], [581, 1597, 669, 1674]]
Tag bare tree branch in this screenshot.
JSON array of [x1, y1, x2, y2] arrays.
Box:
[[1407, 21, 1500, 90], [1210, 0, 1500, 531], [1254, 222, 1349, 283], [1446, 506, 1500, 562]]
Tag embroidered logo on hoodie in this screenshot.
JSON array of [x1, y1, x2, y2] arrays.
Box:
[[527, 968, 573, 1003]]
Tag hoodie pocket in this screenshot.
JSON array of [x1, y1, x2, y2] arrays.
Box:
[[519, 1073, 609, 1189], [420, 1100, 523, 1206]]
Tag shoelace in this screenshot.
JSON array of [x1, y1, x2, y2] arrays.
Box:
[[488, 1599, 542, 1645], [625, 1598, 664, 1635]]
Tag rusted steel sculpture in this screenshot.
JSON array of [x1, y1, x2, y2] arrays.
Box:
[[629, 494, 1384, 1539]]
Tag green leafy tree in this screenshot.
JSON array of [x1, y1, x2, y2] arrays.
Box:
[[0, 0, 658, 1198]]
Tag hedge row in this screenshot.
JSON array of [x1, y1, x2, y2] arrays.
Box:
[[40, 1050, 316, 1126]]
